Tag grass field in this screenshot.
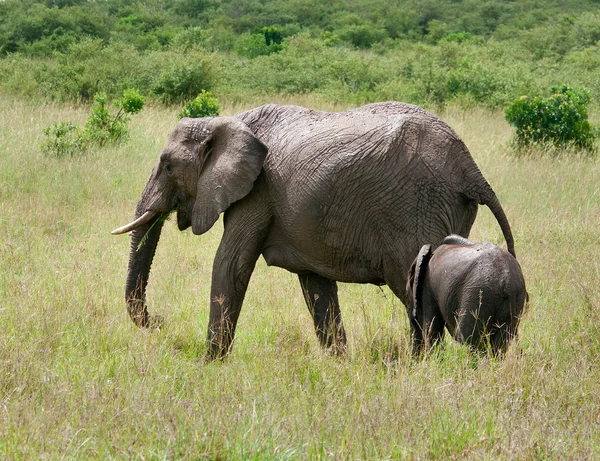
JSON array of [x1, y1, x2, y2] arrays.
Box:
[[1, 95, 599, 459]]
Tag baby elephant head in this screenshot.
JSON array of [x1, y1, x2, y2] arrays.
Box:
[[406, 235, 527, 356]]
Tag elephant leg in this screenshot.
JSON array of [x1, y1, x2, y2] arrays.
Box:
[[408, 313, 425, 356], [460, 294, 517, 356], [423, 314, 445, 350], [205, 245, 259, 360], [489, 295, 522, 356], [421, 289, 445, 351], [387, 276, 444, 356], [298, 273, 347, 354], [205, 208, 268, 360]]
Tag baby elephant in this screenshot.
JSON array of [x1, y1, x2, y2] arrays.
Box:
[[406, 235, 527, 356]]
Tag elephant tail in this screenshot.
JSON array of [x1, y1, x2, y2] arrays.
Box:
[[452, 145, 516, 257], [480, 188, 517, 258], [484, 193, 516, 258]]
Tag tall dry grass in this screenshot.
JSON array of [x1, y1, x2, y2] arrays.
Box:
[[1, 96, 599, 459]]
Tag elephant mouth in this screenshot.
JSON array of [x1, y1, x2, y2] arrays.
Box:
[[112, 206, 191, 235], [176, 207, 192, 230], [112, 190, 192, 235]]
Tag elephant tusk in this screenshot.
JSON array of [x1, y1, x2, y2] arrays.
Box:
[[111, 210, 158, 235]]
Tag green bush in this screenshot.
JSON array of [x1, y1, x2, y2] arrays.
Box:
[[505, 85, 596, 152], [230, 34, 331, 95], [338, 24, 388, 48], [235, 31, 283, 59], [151, 52, 216, 104], [41, 89, 146, 156], [178, 90, 220, 119], [116, 88, 146, 115], [259, 26, 283, 46], [85, 89, 145, 145], [84, 92, 128, 145], [329, 54, 384, 93], [40, 122, 87, 157], [32, 39, 144, 102]]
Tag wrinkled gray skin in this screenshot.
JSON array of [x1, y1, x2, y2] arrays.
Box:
[[114, 102, 516, 360], [406, 235, 526, 356]]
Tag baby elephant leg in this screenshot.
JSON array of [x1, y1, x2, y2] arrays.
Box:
[[420, 288, 445, 351]]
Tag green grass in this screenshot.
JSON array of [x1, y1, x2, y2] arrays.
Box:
[[1, 96, 599, 459]]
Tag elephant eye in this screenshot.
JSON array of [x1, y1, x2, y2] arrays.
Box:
[[164, 162, 173, 173]]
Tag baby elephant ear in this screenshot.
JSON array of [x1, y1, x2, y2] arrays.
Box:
[[192, 117, 268, 235], [411, 244, 433, 319]]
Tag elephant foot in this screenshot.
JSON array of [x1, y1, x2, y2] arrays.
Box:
[[202, 352, 225, 363], [147, 314, 164, 330], [203, 333, 234, 362], [203, 347, 229, 363], [324, 342, 348, 357]]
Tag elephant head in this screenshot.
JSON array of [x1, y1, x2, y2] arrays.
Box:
[[112, 117, 268, 328]]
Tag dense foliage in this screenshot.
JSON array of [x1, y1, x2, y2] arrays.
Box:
[[2, 0, 600, 111], [178, 90, 220, 119], [505, 85, 597, 152]]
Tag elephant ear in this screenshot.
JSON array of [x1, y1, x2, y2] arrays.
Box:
[[192, 117, 268, 235], [408, 244, 433, 321]]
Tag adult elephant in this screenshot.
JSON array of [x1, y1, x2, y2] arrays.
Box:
[[112, 102, 516, 359]]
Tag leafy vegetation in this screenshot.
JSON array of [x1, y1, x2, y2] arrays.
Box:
[[505, 85, 597, 153], [84, 90, 145, 145], [2, 0, 600, 112], [40, 121, 86, 157], [151, 51, 217, 104], [41, 88, 146, 156], [178, 90, 220, 119]]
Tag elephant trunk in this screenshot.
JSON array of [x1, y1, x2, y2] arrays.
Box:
[[125, 209, 165, 328]]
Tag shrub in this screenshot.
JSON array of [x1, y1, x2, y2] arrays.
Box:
[[151, 52, 216, 104], [338, 24, 388, 48], [35, 39, 144, 102], [171, 27, 210, 51], [178, 90, 220, 119], [259, 26, 283, 47], [232, 34, 331, 95], [320, 31, 342, 47], [84, 92, 128, 145], [441, 32, 475, 44], [41, 89, 146, 156], [85, 89, 145, 145], [116, 88, 146, 115], [40, 122, 87, 157], [329, 54, 384, 93], [505, 85, 596, 153], [235, 31, 283, 59]]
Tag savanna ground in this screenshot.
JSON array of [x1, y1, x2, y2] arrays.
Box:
[[1, 95, 599, 459]]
